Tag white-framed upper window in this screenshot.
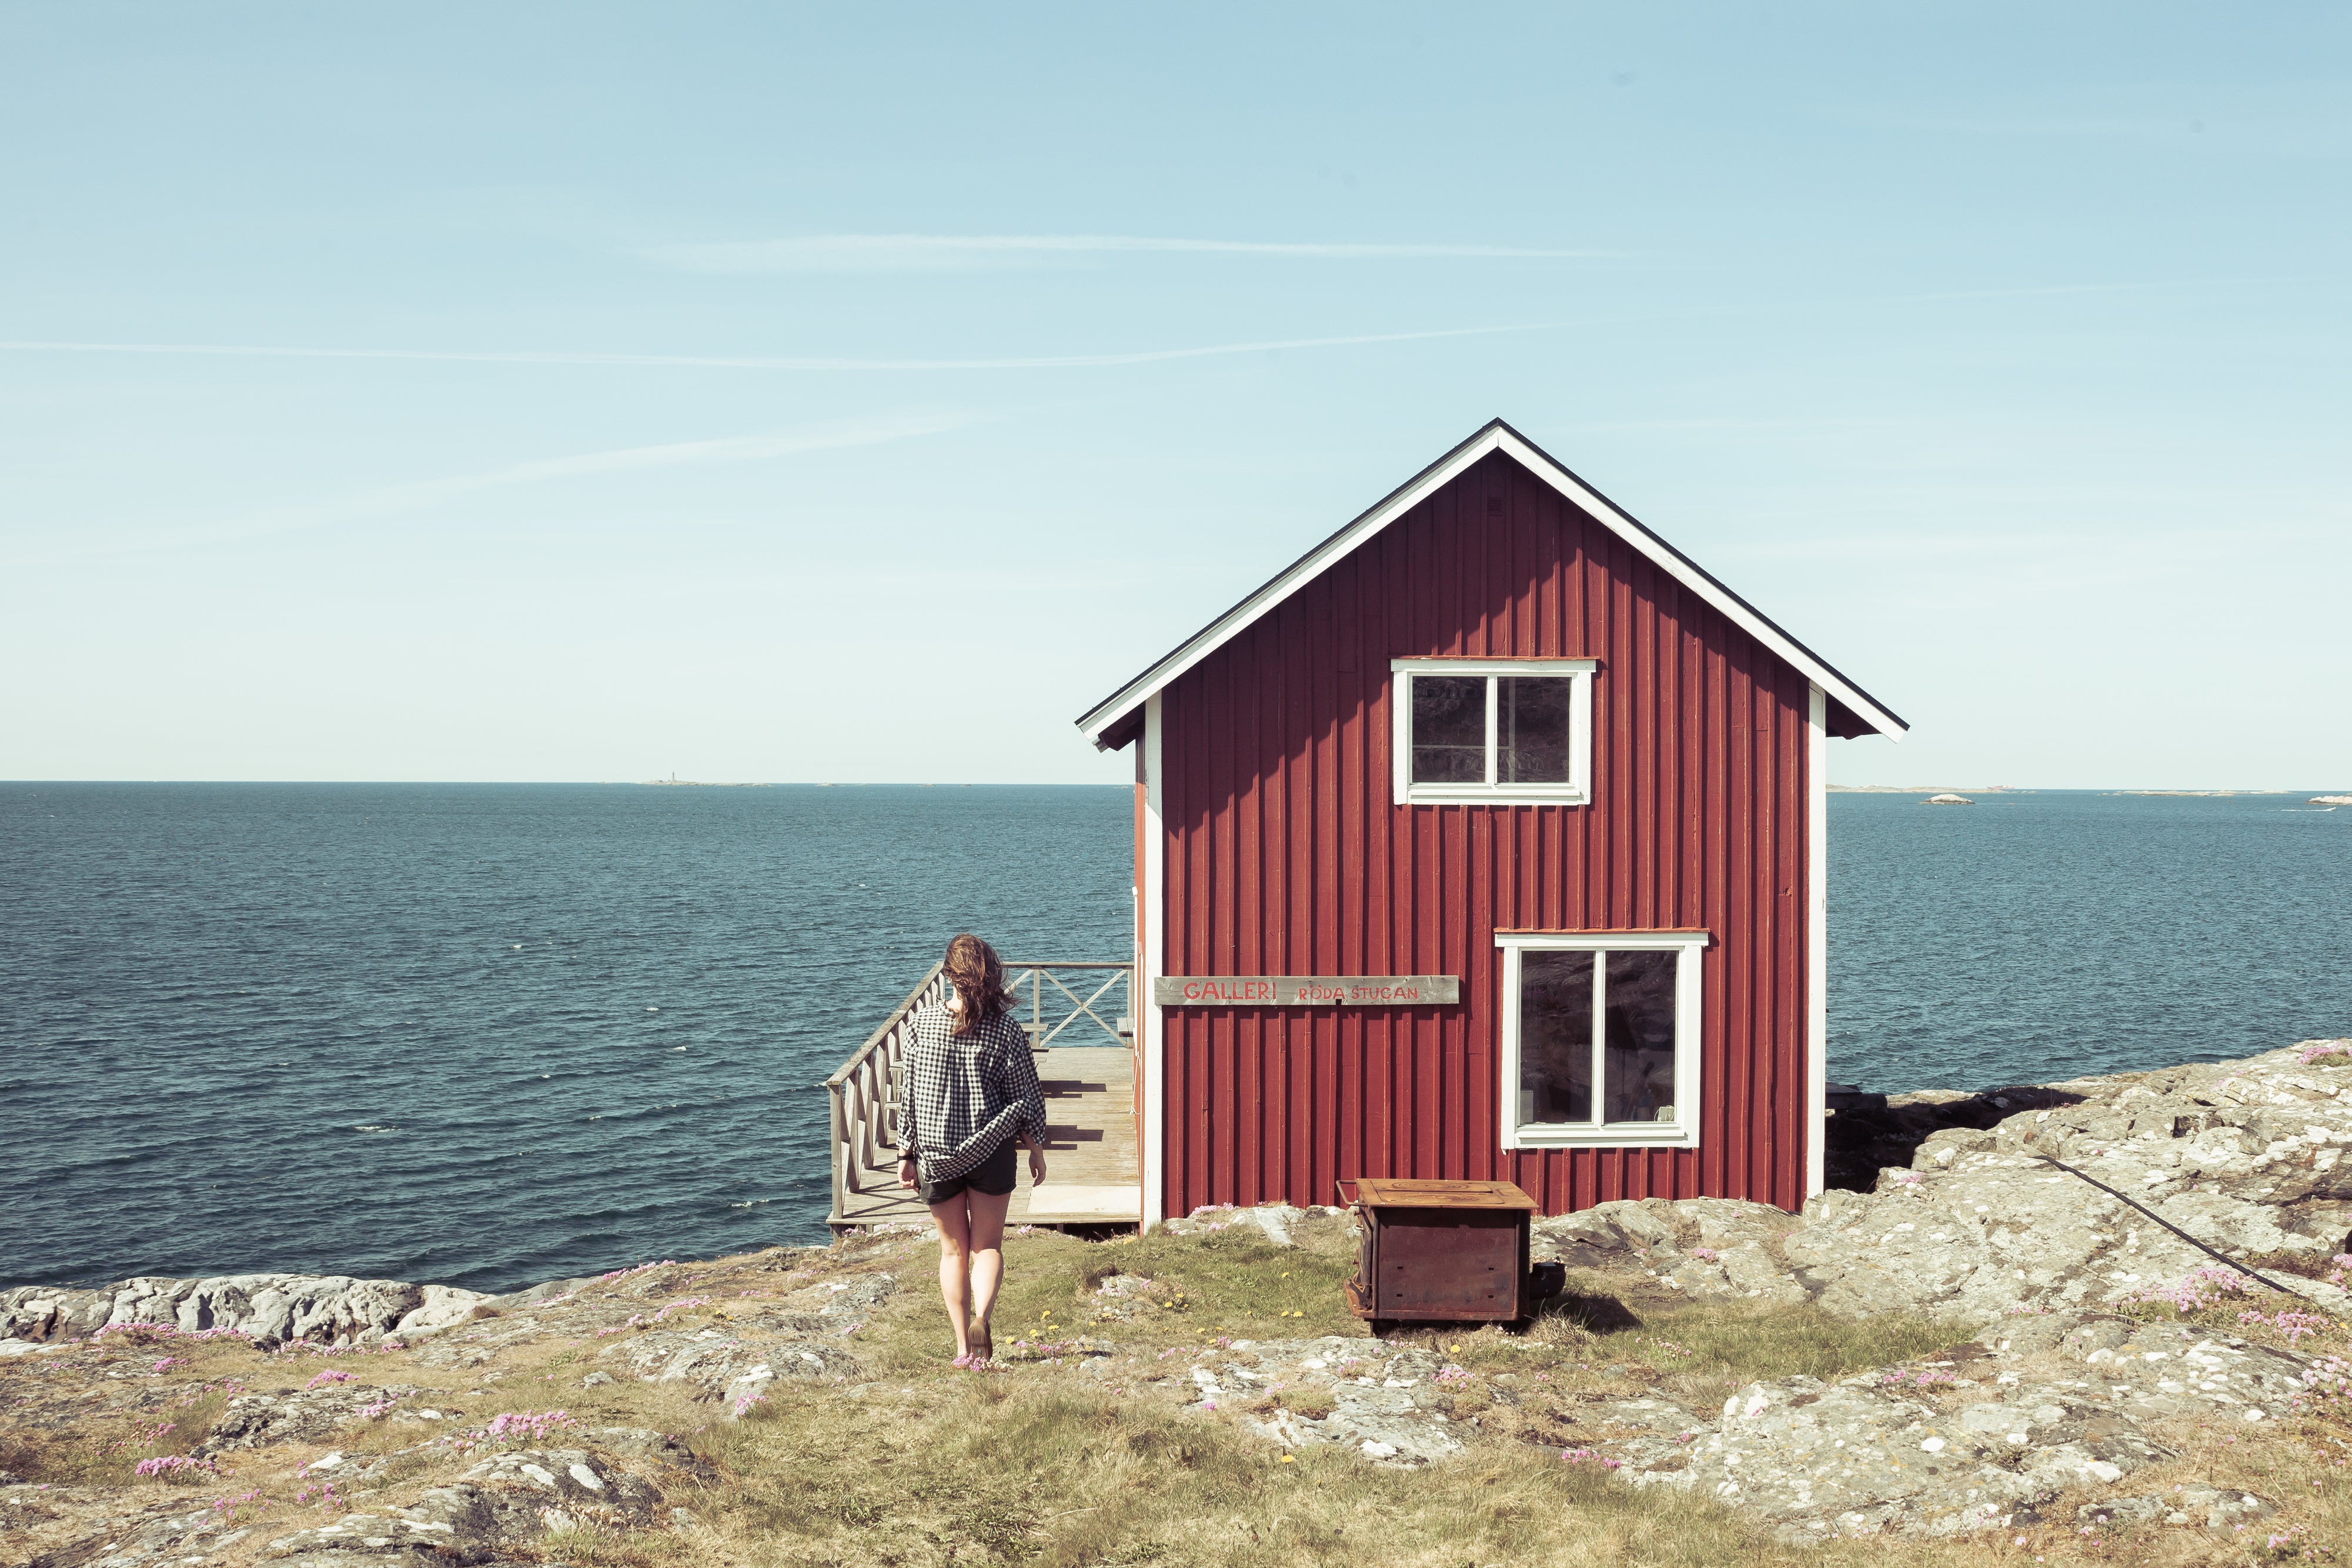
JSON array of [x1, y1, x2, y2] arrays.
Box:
[[1389, 658, 1595, 807], [1495, 930, 1706, 1149]]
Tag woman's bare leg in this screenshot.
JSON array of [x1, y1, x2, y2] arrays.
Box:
[[929, 1196, 975, 1360], [964, 1187, 1013, 1356]]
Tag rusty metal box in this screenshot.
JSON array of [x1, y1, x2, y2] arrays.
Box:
[[1339, 1178, 1550, 1327]]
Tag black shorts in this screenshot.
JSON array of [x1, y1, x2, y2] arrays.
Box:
[[918, 1136, 1018, 1207]]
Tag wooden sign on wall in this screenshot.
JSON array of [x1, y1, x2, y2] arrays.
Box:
[[1152, 975, 1460, 1007]]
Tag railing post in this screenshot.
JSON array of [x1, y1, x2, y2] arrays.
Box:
[[831, 1084, 851, 1207], [860, 1059, 880, 1168]]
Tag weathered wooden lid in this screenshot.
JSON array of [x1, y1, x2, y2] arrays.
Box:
[[1349, 1178, 1537, 1211]]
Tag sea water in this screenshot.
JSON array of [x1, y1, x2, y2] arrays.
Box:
[[2, 783, 2346, 1291]]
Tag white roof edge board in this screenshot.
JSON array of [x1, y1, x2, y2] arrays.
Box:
[[1075, 418, 1908, 748]]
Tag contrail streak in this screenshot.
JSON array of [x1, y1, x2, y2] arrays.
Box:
[[0, 323, 1550, 372]]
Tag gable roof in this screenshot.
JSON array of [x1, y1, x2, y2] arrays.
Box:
[[1076, 417, 1907, 751]]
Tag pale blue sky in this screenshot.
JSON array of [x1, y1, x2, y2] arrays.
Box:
[[4, 4, 2346, 787]]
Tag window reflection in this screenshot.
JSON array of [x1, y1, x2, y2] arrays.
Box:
[[1409, 676, 1485, 784], [1603, 949, 1678, 1123], [1498, 677, 1573, 783], [1517, 948, 1592, 1123], [1510, 942, 1686, 1137]]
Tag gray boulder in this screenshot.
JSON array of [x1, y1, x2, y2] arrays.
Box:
[[1, 1273, 491, 1349], [1535, 1041, 2352, 1327], [25, 1503, 262, 1568], [1609, 1305, 2312, 1539], [203, 1383, 431, 1452], [263, 1446, 660, 1561]]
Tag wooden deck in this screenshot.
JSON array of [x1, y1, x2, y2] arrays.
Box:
[[828, 1045, 1141, 1231]]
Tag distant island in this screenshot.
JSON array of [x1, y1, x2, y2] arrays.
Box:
[[636, 775, 771, 787], [1829, 785, 2318, 798], [2108, 789, 2286, 797], [1826, 784, 2027, 794]]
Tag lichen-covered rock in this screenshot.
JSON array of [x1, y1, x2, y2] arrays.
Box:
[[264, 1447, 660, 1560], [407, 1312, 552, 1369], [2077, 1485, 2273, 1532], [1601, 1307, 2318, 1540], [1167, 1336, 1471, 1467], [1532, 1042, 2352, 1328], [602, 1326, 860, 1405], [451, 1444, 664, 1528], [483, 1275, 600, 1313], [586, 1426, 719, 1486], [719, 1344, 866, 1415], [1182, 1302, 2324, 1540], [23, 1502, 262, 1567], [263, 1509, 471, 1561], [1160, 1203, 1345, 1241], [1621, 1369, 2170, 1539], [779, 1271, 897, 1317], [203, 1384, 431, 1452]]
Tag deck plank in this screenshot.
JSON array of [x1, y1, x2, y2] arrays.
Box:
[[830, 1045, 1140, 1229]]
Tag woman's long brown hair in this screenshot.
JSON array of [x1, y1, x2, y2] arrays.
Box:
[[943, 934, 1011, 1035]]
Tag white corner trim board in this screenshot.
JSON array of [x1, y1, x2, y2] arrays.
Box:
[[1806, 683, 1828, 1198], [1140, 693, 1167, 1228]]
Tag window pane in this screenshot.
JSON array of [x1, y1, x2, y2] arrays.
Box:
[[1410, 675, 1486, 784], [1518, 949, 1593, 1124], [1498, 676, 1574, 783], [1602, 950, 1678, 1123]]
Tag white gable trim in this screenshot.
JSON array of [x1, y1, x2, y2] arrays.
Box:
[[1076, 420, 1906, 747]]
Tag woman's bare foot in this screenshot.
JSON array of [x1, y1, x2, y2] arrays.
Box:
[[971, 1322, 993, 1365]]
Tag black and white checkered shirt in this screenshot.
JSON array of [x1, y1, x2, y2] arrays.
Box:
[[898, 1004, 1048, 1183]]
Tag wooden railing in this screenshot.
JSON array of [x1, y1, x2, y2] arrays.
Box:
[[824, 961, 1134, 1222], [1003, 961, 1134, 1051], [825, 962, 947, 1218]]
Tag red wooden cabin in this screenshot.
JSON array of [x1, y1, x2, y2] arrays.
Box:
[[1076, 419, 1906, 1226]]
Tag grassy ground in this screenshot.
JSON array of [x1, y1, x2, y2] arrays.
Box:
[[6, 1214, 2351, 1567]]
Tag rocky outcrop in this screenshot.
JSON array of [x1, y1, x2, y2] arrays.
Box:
[[8, 1040, 2348, 1550], [0, 1275, 490, 1349], [1827, 1039, 2352, 1208], [1489, 1041, 2352, 1536], [592, 1272, 886, 1410], [1539, 1045, 2352, 1326], [263, 1446, 663, 1563], [1605, 1308, 2310, 1539], [22, 1500, 272, 1568], [203, 1385, 433, 1453], [1174, 1335, 1472, 1466]]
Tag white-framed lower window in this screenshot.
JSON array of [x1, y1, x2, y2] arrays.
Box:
[[1390, 658, 1595, 807], [1495, 930, 1707, 1150]]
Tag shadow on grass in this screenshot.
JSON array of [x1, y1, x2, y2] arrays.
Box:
[[1537, 1289, 1645, 1333]]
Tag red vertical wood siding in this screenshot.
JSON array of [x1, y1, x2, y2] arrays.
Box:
[[1153, 451, 1814, 1218]]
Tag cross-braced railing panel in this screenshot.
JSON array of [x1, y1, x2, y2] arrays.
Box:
[[999, 962, 1132, 1051], [825, 959, 1134, 1224]]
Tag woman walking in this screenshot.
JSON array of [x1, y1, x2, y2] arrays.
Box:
[[896, 934, 1048, 1366]]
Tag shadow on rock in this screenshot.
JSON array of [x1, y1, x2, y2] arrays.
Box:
[[1825, 1086, 2090, 1192]]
